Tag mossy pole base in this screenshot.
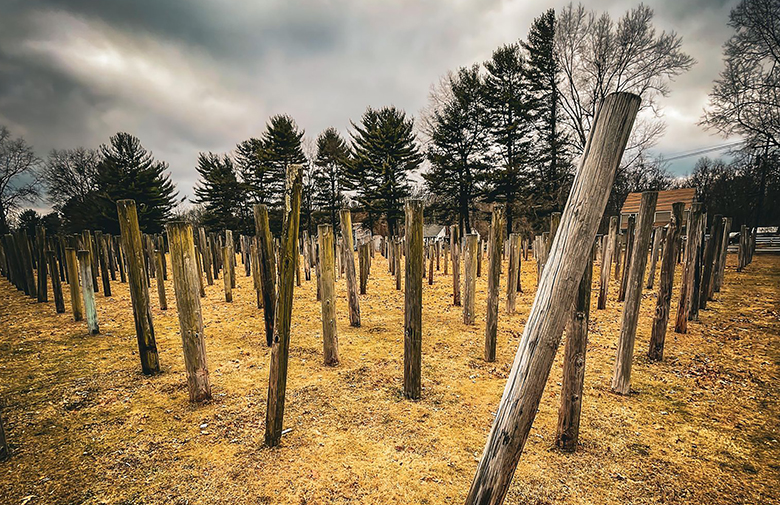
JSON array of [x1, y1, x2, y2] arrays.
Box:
[[117, 199, 160, 375]]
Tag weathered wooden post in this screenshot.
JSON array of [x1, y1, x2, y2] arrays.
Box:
[[436, 240, 441, 271], [598, 216, 618, 309], [737, 224, 747, 271], [506, 233, 520, 314], [154, 249, 167, 309], [318, 224, 339, 366], [648, 202, 684, 361], [117, 200, 160, 375], [646, 227, 662, 289], [477, 238, 483, 278], [265, 164, 303, 447], [95, 231, 111, 296], [463, 233, 478, 325], [166, 222, 212, 403], [443, 239, 449, 275], [617, 215, 635, 302], [194, 244, 206, 297], [65, 247, 83, 321], [250, 239, 262, 308], [0, 411, 8, 461], [428, 243, 434, 285], [47, 250, 65, 313], [689, 214, 706, 320], [702, 214, 724, 304], [484, 205, 505, 363], [18, 231, 36, 297], [116, 236, 126, 283], [714, 217, 732, 293], [225, 230, 236, 289], [198, 227, 213, 285], [403, 199, 423, 400], [555, 242, 595, 452], [78, 249, 100, 335], [35, 225, 47, 302], [675, 202, 703, 333], [611, 191, 658, 394], [465, 92, 639, 505], [340, 209, 361, 327], [358, 241, 369, 294], [451, 225, 461, 306], [222, 246, 233, 302], [106, 235, 117, 281], [254, 204, 277, 346], [81, 230, 99, 291], [395, 239, 402, 291]]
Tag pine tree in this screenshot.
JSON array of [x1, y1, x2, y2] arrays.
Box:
[[350, 106, 423, 236], [482, 43, 533, 234], [523, 9, 572, 223], [194, 152, 244, 232], [313, 127, 351, 233], [95, 132, 178, 234], [423, 65, 490, 234]]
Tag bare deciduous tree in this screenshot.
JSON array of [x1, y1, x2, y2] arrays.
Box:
[[0, 126, 42, 234], [43, 147, 100, 211]]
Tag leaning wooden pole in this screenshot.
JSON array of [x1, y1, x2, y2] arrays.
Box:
[[254, 204, 277, 346], [674, 202, 703, 334], [166, 222, 212, 403], [648, 202, 684, 361], [117, 199, 160, 375], [318, 224, 339, 366], [611, 191, 658, 394], [403, 199, 423, 400], [265, 164, 303, 448], [465, 92, 640, 505]]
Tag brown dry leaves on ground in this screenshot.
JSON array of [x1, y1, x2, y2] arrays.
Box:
[[0, 252, 778, 504]]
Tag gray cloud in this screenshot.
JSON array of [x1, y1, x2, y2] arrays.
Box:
[[0, 0, 742, 209]]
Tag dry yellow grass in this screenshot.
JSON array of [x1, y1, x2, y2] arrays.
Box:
[[0, 251, 778, 504]]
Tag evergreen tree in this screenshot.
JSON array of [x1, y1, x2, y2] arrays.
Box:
[[95, 132, 178, 234], [523, 9, 572, 222], [423, 65, 491, 234], [350, 106, 423, 236], [313, 127, 351, 233], [482, 43, 533, 234], [194, 152, 244, 232]]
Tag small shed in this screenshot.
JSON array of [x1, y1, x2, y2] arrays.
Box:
[[620, 188, 696, 229], [423, 224, 447, 241]]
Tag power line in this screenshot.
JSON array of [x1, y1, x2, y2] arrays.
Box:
[[662, 141, 744, 162]]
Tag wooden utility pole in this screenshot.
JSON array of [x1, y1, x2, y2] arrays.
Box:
[[340, 209, 361, 327], [598, 216, 618, 309], [506, 233, 520, 314], [465, 92, 640, 505], [265, 164, 303, 447], [166, 222, 212, 403], [463, 233, 478, 325], [611, 191, 658, 394], [403, 199, 423, 400], [117, 199, 160, 375], [78, 249, 100, 335], [675, 202, 703, 333], [648, 202, 684, 361], [65, 247, 83, 321], [254, 204, 277, 346], [318, 224, 339, 366], [555, 242, 595, 452], [484, 205, 505, 363]]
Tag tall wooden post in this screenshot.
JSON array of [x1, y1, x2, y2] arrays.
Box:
[[65, 247, 83, 321], [254, 204, 277, 346], [646, 227, 662, 289], [737, 224, 747, 271], [151, 248, 166, 310], [484, 205, 505, 363], [702, 214, 724, 305], [340, 209, 361, 327], [451, 225, 461, 306], [194, 244, 206, 297], [225, 230, 236, 289], [318, 224, 339, 366], [95, 231, 111, 296], [477, 238, 483, 278], [47, 250, 65, 313], [611, 191, 658, 394], [265, 164, 303, 447], [465, 92, 640, 505], [689, 215, 706, 320], [82, 230, 99, 291], [648, 202, 684, 361], [395, 239, 402, 291], [403, 199, 423, 400], [463, 233, 478, 325], [428, 243, 434, 285], [506, 233, 520, 314], [198, 227, 213, 285], [35, 225, 47, 302], [359, 242, 369, 294], [675, 203, 703, 333], [222, 246, 233, 302], [78, 250, 100, 335], [617, 215, 635, 302], [116, 236, 126, 283], [555, 242, 595, 452], [167, 222, 212, 402], [714, 217, 732, 293], [598, 216, 618, 309], [117, 200, 160, 375]]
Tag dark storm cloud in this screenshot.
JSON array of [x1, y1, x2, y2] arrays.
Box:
[[0, 0, 742, 207]]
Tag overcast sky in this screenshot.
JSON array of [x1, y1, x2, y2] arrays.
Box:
[[0, 0, 740, 209]]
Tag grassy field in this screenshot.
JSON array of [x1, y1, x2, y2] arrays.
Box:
[[0, 251, 778, 504]]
